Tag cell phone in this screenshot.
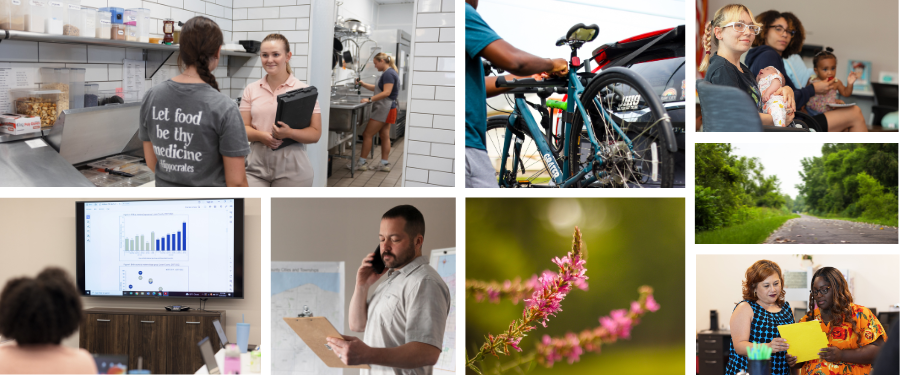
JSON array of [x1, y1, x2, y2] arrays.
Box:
[[371, 245, 386, 274]]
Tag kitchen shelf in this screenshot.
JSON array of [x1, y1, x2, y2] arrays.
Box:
[[0, 29, 257, 79]]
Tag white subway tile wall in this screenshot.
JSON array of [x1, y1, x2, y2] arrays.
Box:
[[401, 0, 455, 187]]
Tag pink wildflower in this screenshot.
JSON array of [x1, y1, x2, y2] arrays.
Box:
[[645, 295, 660, 312], [630, 300, 642, 314], [507, 336, 523, 352]]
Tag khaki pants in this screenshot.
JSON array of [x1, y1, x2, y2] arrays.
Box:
[[245, 142, 314, 187]]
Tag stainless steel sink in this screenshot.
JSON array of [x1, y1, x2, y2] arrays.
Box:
[[330, 95, 371, 132]]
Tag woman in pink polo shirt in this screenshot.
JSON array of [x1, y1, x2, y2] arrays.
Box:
[[240, 33, 322, 187]]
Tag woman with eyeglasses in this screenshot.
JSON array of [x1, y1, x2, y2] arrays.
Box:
[[700, 4, 796, 127], [787, 267, 886, 375], [724, 260, 794, 375], [746, 11, 867, 132]]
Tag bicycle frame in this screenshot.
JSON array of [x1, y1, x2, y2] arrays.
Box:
[[498, 68, 635, 188]]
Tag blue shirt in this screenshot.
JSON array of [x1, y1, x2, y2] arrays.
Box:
[[465, 3, 501, 150], [378, 68, 400, 109]]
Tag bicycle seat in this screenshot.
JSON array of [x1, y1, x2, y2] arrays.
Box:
[[560, 23, 599, 44]]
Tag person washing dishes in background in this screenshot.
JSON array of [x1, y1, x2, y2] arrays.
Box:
[[140, 16, 250, 187], [240, 33, 322, 187], [353, 53, 400, 172], [0, 268, 97, 374], [326, 205, 450, 374]]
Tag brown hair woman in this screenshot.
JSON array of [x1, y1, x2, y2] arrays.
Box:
[[240, 33, 322, 187], [724, 260, 794, 375], [140, 16, 250, 187], [353, 53, 400, 172]]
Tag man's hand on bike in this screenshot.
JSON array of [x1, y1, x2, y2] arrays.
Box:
[[547, 58, 569, 77]]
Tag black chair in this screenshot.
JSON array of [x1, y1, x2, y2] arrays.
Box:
[[697, 80, 811, 132]]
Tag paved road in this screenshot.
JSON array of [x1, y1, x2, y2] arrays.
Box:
[[765, 214, 898, 244]]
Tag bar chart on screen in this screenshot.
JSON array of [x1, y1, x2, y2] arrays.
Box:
[[119, 214, 190, 261]]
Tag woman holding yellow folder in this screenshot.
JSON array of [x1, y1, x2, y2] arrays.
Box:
[[788, 267, 886, 375], [725, 260, 794, 375]]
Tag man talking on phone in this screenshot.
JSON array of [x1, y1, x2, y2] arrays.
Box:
[[326, 205, 451, 375]]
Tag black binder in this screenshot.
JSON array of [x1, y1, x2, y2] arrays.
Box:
[[274, 86, 318, 150]]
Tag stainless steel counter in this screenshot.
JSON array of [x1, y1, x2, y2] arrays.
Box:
[[0, 138, 94, 187], [329, 96, 372, 177]]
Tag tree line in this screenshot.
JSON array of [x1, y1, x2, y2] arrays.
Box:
[[695, 143, 789, 232], [796, 143, 898, 224]]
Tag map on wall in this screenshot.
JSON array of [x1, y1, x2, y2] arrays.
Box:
[[272, 261, 345, 375], [430, 248, 456, 374]]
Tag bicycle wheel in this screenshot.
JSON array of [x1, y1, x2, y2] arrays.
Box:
[[485, 115, 554, 187], [569, 67, 675, 188]]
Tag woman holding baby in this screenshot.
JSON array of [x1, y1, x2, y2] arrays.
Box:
[[745, 10, 867, 132]]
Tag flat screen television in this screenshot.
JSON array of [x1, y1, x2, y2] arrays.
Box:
[[76, 198, 244, 299]]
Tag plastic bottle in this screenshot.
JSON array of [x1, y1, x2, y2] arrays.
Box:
[[223, 343, 241, 375]]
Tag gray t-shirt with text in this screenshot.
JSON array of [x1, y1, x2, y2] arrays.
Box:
[[139, 80, 250, 187]]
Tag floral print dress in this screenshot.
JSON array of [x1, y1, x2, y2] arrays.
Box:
[[799, 304, 887, 375]]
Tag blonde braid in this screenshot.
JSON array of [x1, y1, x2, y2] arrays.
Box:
[[699, 21, 715, 72]]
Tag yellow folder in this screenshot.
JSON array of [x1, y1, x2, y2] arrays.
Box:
[[777, 320, 830, 363]]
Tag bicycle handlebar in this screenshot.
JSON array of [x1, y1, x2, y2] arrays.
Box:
[[496, 75, 569, 88]]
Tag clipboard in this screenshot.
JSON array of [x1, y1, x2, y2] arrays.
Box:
[[282, 317, 370, 369], [274, 86, 318, 150]]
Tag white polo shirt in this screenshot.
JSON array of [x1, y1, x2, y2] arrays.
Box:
[[363, 255, 451, 375]]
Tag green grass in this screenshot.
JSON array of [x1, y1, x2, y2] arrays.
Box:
[[805, 213, 898, 228], [696, 213, 800, 244]]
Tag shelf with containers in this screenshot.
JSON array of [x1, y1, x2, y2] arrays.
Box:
[[1, 22, 256, 79]]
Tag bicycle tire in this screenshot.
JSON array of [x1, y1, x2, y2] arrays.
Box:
[[485, 115, 555, 187], [569, 68, 676, 188]]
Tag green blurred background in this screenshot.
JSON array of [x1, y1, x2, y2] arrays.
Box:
[[466, 198, 685, 374]]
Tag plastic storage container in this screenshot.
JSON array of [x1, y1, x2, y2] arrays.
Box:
[[137, 7, 149, 42], [40, 67, 69, 117], [63, 0, 81, 36], [11, 88, 62, 128], [83, 83, 98, 107], [68, 67, 84, 109], [46, 0, 64, 34], [95, 8, 109, 39], [26, 0, 45, 32], [1, 0, 28, 31], [122, 7, 135, 26], [100, 6, 123, 39], [125, 23, 136, 41], [81, 6, 94, 37]]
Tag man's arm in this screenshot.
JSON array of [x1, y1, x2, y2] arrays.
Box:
[[349, 252, 383, 332], [348, 283, 369, 332], [327, 336, 440, 368], [481, 39, 567, 77]]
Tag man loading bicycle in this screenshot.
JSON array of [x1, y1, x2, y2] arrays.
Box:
[[465, 0, 569, 188]]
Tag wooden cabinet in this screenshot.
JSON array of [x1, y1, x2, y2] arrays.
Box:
[[80, 308, 224, 374], [130, 314, 168, 374]]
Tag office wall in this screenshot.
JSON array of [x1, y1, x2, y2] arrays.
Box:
[[0, 198, 262, 351], [270, 198, 455, 375], [708, 0, 899, 77], [696, 254, 900, 332], [401, 0, 455, 187]]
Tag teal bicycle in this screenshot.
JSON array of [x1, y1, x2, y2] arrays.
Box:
[[486, 23, 678, 188]]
